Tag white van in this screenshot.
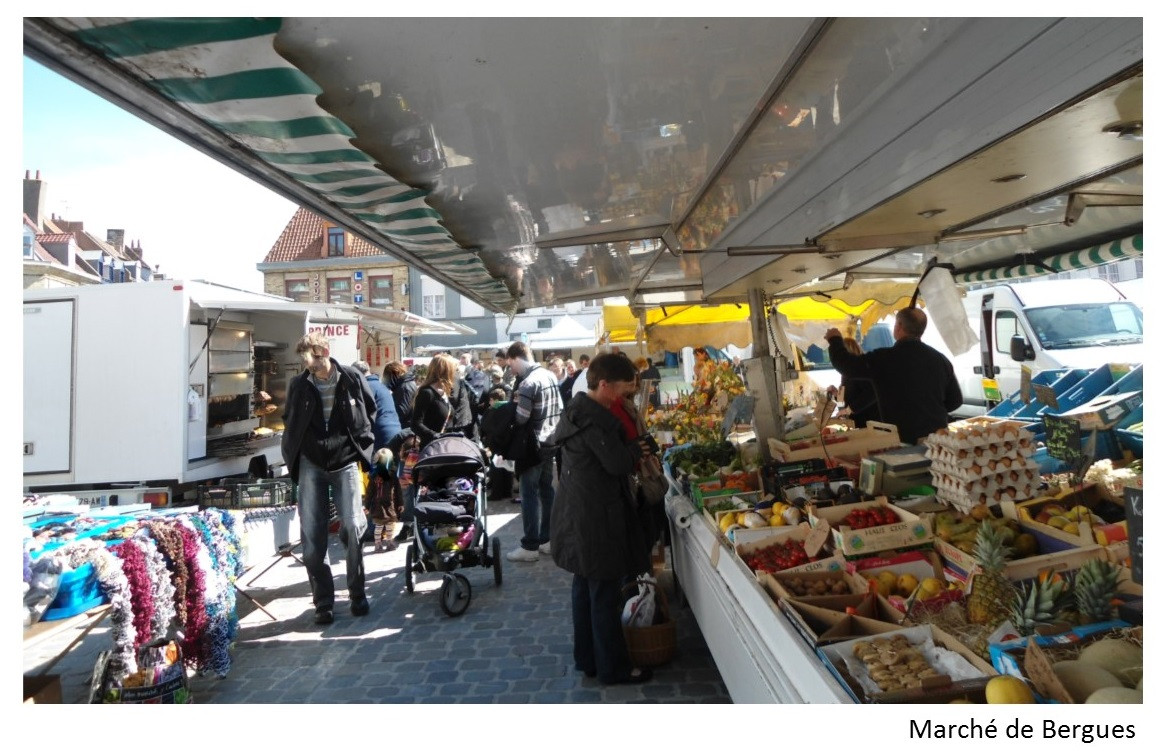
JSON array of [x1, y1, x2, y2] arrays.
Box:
[[945, 278, 1142, 415]]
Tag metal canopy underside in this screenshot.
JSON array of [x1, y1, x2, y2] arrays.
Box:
[[24, 17, 1142, 314]]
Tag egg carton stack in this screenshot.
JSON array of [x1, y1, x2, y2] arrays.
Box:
[[923, 419, 1040, 513]]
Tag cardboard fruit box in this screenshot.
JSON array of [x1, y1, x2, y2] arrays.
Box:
[[1012, 483, 1128, 550], [761, 567, 870, 599], [767, 422, 903, 463], [1057, 390, 1142, 431], [731, 522, 838, 574], [933, 536, 1108, 585], [808, 496, 934, 557], [819, 624, 996, 704], [986, 621, 1138, 703]]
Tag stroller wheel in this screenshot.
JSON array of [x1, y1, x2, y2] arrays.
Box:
[[492, 537, 503, 586], [404, 546, 416, 594], [440, 573, 472, 617]]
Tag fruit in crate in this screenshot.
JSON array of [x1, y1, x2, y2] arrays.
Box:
[[966, 521, 1015, 626], [741, 539, 812, 573], [985, 675, 1035, 704], [1078, 638, 1143, 687], [842, 505, 900, 529], [918, 577, 944, 598], [1010, 569, 1075, 637], [1052, 661, 1122, 703], [779, 575, 852, 597], [851, 633, 942, 693], [1085, 687, 1142, 703], [896, 573, 919, 598], [1073, 560, 1121, 624]]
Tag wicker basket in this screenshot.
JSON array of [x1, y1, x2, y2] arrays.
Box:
[[622, 580, 678, 668]]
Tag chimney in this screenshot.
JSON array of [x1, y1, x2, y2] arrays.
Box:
[[107, 229, 126, 252], [23, 170, 46, 229]]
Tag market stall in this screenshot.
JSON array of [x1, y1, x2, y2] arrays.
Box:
[[654, 355, 1143, 704], [22, 486, 300, 703]]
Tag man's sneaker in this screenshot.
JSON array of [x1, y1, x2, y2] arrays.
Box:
[[505, 547, 539, 563], [350, 598, 370, 617], [538, 542, 552, 555], [314, 609, 334, 625]]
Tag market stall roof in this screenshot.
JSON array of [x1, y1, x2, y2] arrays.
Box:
[[526, 316, 596, 350], [26, 18, 1140, 313], [185, 279, 471, 336], [603, 278, 917, 344]]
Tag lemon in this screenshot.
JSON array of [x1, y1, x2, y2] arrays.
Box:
[[986, 675, 1035, 704], [919, 577, 944, 598]]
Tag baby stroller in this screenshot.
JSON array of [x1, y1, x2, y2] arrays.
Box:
[[405, 433, 503, 616]]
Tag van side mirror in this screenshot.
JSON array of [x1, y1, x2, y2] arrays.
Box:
[[1009, 335, 1034, 362]]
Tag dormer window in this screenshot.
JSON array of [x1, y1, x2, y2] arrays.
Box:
[[327, 227, 346, 257]]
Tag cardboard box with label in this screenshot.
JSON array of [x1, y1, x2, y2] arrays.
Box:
[[1056, 390, 1142, 431], [808, 496, 934, 557], [933, 536, 1108, 584], [986, 621, 1138, 702]]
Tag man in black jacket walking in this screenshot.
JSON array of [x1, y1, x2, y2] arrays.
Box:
[[282, 333, 377, 625], [826, 307, 962, 445]]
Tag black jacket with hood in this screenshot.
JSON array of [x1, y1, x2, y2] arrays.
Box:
[[281, 360, 377, 480], [549, 392, 650, 580]]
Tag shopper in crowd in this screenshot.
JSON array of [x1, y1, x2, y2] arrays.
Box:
[[634, 356, 662, 410], [410, 354, 456, 449], [549, 353, 655, 684], [281, 332, 376, 625], [352, 360, 401, 452], [504, 341, 564, 563], [449, 359, 477, 440], [495, 348, 516, 389], [826, 307, 962, 444], [382, 361, 418, 429]]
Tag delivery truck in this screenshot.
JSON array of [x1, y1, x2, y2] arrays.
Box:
[[945, 278, 1142, 415], [22, 280, 326, 503]]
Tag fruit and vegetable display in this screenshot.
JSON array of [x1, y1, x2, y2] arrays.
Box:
[[740, 538, 812, 574], [933, 506, 1038, 558], [842, 504, 901, 530], [648, 359, 746, 445], [718, 500, 805, 539], [777, 574, 854, 597]]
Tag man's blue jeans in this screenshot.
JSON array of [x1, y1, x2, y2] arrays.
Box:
[[518, 450, 556, 551], [297, 457, 367, 612]]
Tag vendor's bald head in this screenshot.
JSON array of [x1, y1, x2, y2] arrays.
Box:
[[894, 307, 928, 340]]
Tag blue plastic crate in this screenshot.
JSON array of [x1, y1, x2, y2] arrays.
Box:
[[1098, 364, 1142, 397], [1014, 367, 1093, 420], [987, 368, 1070, 418], [41, 561, 108, 621], [1044, 364, 1118, 415]]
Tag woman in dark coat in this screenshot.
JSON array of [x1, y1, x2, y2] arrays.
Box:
[[549, 353, 654, 685], [410, 355, 455, 449], [383, 361, 418, 428]]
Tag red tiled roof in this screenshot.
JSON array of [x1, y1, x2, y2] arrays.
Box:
[[262, 206, 385, 263], [36, 233, 73, 245]]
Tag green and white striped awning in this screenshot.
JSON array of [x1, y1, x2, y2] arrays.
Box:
[[957, 234, 1142, 285], [52, 17, 516, 312]]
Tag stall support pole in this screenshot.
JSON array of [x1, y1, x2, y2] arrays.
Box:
[[746, 288, 784, 463]]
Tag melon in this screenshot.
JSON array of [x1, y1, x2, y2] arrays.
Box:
[[1078, 639, 1143, 687], [985, 675, 1035, 704], [1135, 677, 1143, 692], [1085, 686, 1143, 704], [1052, 660, 1122, 703]]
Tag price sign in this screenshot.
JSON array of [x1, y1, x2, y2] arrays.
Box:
[[1020, 366, 1032, 405], [1034, 384, 1059, 410], [1042, 414, 1095, 483], [1123, 487, 1142, 585]]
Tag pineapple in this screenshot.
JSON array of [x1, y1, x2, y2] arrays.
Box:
[[967, 520, 1015, 625], [1010, 570, 1075, 635], [1074, 559, 1121, 624]]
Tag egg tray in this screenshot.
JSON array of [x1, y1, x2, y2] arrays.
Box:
[[934, 480, 1042, 512], [925, 441, 1036, 469], [929, 458, 1040, 485], [923, 418, 1035, 452]]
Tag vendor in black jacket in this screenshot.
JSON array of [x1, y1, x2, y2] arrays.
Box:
[[826, 307, 962, 445], [281, 333, 377, 625]]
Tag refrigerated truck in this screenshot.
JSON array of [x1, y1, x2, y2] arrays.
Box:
[[22, 280, 314, 504]]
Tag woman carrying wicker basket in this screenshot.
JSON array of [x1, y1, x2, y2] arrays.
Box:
[[549, 353, 655, 685]]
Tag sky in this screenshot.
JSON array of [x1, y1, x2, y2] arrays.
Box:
[[22, 58, 298, 293]]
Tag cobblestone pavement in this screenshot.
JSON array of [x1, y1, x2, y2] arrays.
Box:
[[24, 498, 730, 704]]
